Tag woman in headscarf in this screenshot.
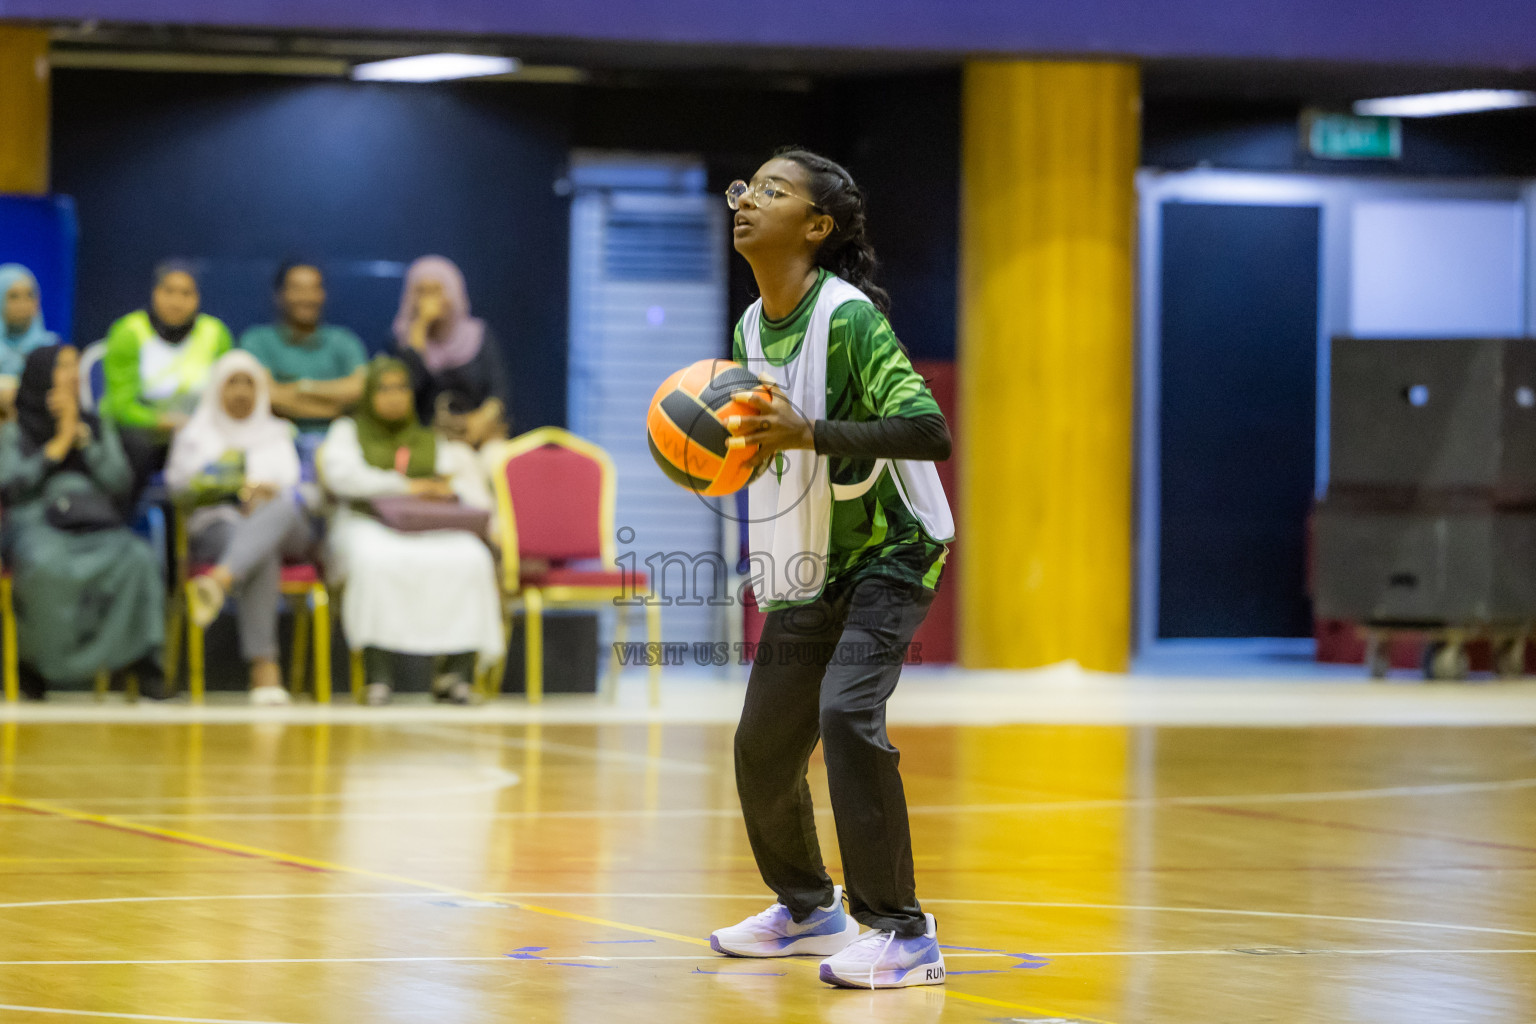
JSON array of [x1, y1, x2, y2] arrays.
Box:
[[394, 256, 511, 452], [0, 346, 165, 699], [319, 356, 502, 705], [0, 263, 62, 421], [166, 350, 310, 705], [102, 260, 233, 496]]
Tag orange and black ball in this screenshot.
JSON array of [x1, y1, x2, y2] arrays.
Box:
[[647, 359, 770, 496]]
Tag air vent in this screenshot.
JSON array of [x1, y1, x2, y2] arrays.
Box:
[[602, 211, 714, 282]]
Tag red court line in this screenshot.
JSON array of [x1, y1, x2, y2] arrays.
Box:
[[1112, 863, 1536, 873], [280, 857, 1536, 883], [1, 804, 329, 873], [0, 870, 316, 878], [1193, 804, 1536, 856]]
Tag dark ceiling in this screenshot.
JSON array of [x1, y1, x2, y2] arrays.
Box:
[[42, 21, 1536, 103]]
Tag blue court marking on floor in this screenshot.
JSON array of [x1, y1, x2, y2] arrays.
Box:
[[505, 947, 616, 968], [940, 945, 1004, 952], [947, 969, 1008, 975], [505, 947, 548, 960], [693, 967, 788, 976], [1010, 953, 1051, 969]]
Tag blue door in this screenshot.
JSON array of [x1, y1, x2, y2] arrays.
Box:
[[1158, 202, 1321, 638]]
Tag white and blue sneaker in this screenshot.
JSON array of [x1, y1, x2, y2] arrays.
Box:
[[818, 913, 945, 988], [709, 886, 861, 958]]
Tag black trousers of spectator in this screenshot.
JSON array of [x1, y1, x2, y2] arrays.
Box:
[[19, 650, 163, 701], [734, 574, 933, 938], [117, 426, 169, 512]]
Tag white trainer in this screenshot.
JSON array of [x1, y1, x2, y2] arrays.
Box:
[[710, 885, 861, 958], [189, 575, 226, 630], [249, 685, 291, 706], [819, 912, 945, 989]]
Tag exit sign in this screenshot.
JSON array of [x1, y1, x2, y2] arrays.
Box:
[[1302, 110, 1402, 160]]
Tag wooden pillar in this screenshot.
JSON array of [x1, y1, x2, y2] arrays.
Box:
[[0, 25, 49, 195], [958, 61, 1139, 672]]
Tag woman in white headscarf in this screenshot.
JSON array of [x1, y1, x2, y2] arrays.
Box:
[[166, 350, 309, 704]]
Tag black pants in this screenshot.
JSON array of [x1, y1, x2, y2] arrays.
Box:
[[117, 427, 169, 513], [19, 651, 163, 701], [363, 648, 476, 689], [734, 575, 934, 938]]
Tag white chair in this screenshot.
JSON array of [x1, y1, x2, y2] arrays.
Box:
[[77, 339, 108, 413]]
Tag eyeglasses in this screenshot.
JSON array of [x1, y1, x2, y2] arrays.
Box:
[[725, 179, 825, 217]]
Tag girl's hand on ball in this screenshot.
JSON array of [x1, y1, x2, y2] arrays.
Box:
[[726, 390, 814, 461]]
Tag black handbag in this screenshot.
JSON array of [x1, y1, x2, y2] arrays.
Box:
[[45, 490, 123, 533]]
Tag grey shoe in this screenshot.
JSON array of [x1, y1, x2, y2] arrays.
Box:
[[365, 682, 393, 706], [432, 675, 474, 705]]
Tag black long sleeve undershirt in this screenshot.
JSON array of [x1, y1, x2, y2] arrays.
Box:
[[812, 412, 952, 462]]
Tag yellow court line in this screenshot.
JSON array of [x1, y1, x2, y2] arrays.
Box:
[[0, 794, 1115, 1021], [0, 793, 709, 947]]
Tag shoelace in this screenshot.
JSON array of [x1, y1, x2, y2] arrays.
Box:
[[867, 931, 895, 990], [751, 904, 791, 928]]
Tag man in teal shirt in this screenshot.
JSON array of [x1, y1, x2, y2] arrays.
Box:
[[240, 262, 368, 436]]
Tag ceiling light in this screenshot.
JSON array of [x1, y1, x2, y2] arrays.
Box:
[[351, 53, 519, 82], [1353, 90, 1536, 118]]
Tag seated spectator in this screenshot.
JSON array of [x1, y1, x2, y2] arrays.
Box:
[[319, 357, 502, 706], [102, 261, 233, 495], [0, 263, 61, 421], [166, 351, 312, 706], [241, 261, 368, 452], [394, 256, 511, 452], [0, 346, 165, 700]]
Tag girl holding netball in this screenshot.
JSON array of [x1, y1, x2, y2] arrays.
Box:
[[707, 149, 954, 989]]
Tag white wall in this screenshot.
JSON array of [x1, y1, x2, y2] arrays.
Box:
[[1350, 198, 1526, 337]]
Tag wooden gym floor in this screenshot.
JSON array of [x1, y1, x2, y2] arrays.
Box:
[[0, 690, 1533, 1023]]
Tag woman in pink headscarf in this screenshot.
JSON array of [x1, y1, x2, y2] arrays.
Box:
[[394, 255, 511, 450]]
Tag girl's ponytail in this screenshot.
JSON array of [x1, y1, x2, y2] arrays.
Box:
[[775, 148, 892, 317]]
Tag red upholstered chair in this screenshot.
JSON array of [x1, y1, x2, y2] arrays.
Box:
[[492, 427, 660, 704]]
